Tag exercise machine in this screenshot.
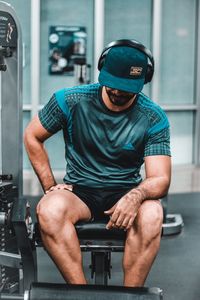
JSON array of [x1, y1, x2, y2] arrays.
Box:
[[161, 196, 184, 236], [74, 56, 91, 85], [0, 0, 22, 294]]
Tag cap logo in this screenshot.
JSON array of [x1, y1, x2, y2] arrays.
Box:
[[130, 66, 143, 76]]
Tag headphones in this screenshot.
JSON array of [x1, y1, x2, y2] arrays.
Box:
[[98, 39, 154, 84]]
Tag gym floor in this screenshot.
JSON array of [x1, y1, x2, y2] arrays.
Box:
[[35, 192, 200, 300]]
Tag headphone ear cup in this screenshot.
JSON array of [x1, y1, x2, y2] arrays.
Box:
[[144, 63, 154, 84], [98, 54, 106, 71]]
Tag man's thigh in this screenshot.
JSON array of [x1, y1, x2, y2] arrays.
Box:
[[37, 189, 92, 224]]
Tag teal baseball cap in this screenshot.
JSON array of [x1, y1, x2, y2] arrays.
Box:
[[98, 46, 148, 93]]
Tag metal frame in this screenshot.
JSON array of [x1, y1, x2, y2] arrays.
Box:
[[11, 198, 37, 291], [0, 0, 23, 196], [0, 252, 22, 269], [94, 0, 104, 82], [30, 0, 41, 196], [151, 0, 162, 103], [80, 238, 124, 285], [194, 0, 200, 166]]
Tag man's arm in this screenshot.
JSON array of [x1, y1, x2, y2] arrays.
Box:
[[24, 115, 57, 192], [132, 155, 171, 200], [105, 155, 171, 230]]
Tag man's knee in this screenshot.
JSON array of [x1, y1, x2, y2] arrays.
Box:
[[127, 200, 163, 246], [36, 192, 73, 235], [137, 200, 163, 240]]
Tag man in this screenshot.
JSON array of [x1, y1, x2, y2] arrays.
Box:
[[24, 40, 171, 287]]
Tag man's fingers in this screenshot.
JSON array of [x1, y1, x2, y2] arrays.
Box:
[[104, 204, 117, 215], [106, 219, 114, 229], [45, 184, 73, 194], [120, 216, 130, 230], [63, 184, 73, 191], [57, 184, 73, 190], [126, 216, 135, 230], [104, 211, 111, 215], [115, 214, 125, 228], [106, 211, 120, 229]]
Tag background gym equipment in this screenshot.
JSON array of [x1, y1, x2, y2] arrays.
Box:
[[0, 0, 23, 193], [161, 196, 183, 236], [74, 56, 91, 85], [0, 0, 22, 294]]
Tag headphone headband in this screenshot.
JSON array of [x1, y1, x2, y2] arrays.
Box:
[[100, 39, 154, 68]]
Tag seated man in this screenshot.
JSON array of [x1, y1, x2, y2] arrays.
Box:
[[24, 40, 171, 287]]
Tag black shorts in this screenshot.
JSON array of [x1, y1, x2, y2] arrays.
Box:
[[72, 185, 133, 221]]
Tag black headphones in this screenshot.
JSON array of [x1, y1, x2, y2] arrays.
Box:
[[98, 39, 154, 84]]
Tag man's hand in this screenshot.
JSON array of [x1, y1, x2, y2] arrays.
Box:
[[104, 189, 144, 231], [45, 184, 73, 194]]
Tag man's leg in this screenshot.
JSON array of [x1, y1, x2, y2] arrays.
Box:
[[123, 200, 163, 287], [36, 189, 91, 284]]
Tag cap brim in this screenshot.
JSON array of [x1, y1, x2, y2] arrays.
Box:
[[98, 69, 145, 93]]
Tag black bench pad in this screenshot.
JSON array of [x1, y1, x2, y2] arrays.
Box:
[[30, 282, 163, 300]]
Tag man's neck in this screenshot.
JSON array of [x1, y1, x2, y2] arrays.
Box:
[[102, 86, 136, 112]]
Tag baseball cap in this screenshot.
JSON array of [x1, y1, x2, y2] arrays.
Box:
[[98, 46, 148, 93]]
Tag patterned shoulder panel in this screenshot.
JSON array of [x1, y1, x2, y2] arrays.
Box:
[[38, 94, 68, 133], [136, 93, 169, 136], [54, 83, 100, 112]]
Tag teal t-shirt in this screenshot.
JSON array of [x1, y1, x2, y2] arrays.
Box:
[[39, 83, 171, 188]]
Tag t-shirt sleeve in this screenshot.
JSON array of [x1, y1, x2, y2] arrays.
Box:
[[144, 110, 171, 157], [38, 92, 67, 134]]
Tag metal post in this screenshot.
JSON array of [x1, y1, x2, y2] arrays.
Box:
[[0, 71, 2, 184], [194, 0, 200, 166], [0, 0, 23, 196], [94, 0, 104, 82], [0, 0, 23, 293], [151, 0, 162, 103], [30, 0, 41, 195]]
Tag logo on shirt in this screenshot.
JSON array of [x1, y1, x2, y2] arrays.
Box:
[[123, 143, 135, 150]]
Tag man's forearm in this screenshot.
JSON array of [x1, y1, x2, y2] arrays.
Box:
[[128, 176, 170, 204], [25, 136, 56, 192]]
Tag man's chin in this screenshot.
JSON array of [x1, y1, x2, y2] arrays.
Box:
[[109, 97, 132, 107]]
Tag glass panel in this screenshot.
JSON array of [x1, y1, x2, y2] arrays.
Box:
[[7, 0, 31, 104], [23, 111, 31, 169], [159, 0, 196, 105], [40, 0, 94, 104], [166, 111, 194, 164], [104, 0, 152, 96]]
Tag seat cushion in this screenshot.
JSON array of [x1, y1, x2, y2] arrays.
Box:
[[76, 220, 126, 240]]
